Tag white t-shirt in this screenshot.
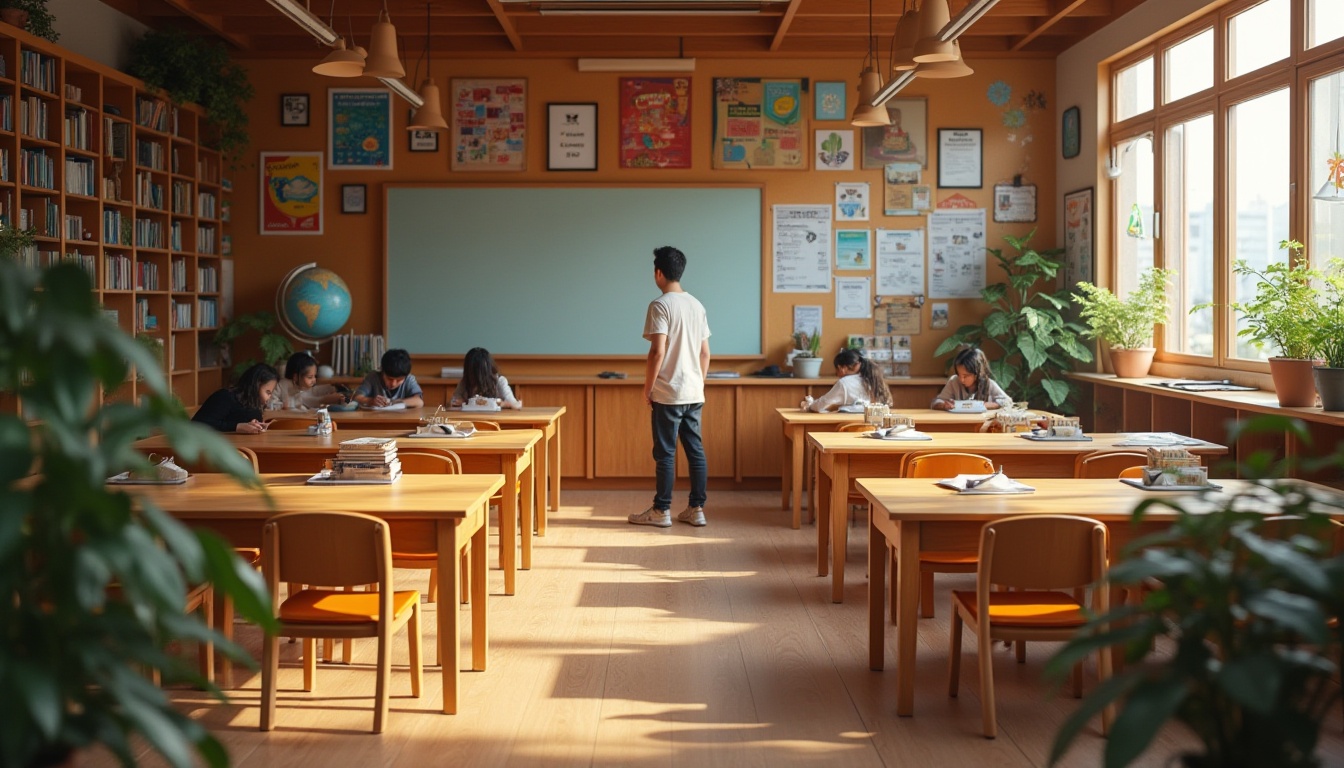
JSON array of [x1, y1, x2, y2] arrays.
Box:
[[269, 378, 340, 410], [643, 291, 711, 405], [808, 374, 873, 412]]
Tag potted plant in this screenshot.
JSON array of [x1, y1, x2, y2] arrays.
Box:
[[213, 310, 293, 382], [1219, 240, 1323, 407], [0, 0, 58, 42], [1049, 416, 1344, 768], [790, 329, 823, 379], [0, 235, 276, 767], [1312, 257, 1344, 411], [935, 229, 1093, 412], [128, 28, 253, 161], [1072, 266, 1173, 378]]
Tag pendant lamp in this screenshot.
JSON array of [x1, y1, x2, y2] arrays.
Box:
[[363, 4, 405, 79], [914, 40, 973, 78], [313, 37, 364, 77], [912, 0, 957, 63], [892, 2, 920, 72], [409, 3, 447, 131], [850, 0, 890, 127]]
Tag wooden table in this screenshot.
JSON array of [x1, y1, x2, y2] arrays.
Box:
[[136, 429, 541, 596], [808, 431, 1229, 603], [124, 472, 503, 715], [857, 477, 1334, 717], [777, 408, 1000, 529], [268, 405, 565, 523]]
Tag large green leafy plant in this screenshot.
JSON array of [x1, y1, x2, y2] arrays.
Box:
[[1312, 258, 1344, 368], [0, 237, 275, 767], [1220, 240, 1322, 361], [128, 28, 253, 161], [1049, 416, 1344, 768], [935, 229, 1093, 411], [1073, 267, 1173, 350]]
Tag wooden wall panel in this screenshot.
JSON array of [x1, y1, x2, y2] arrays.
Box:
[[515, 384, 590, 479], [736, 385, 808, 478]]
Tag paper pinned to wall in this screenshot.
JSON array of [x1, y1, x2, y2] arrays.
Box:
[[793, 305, 823, 337], [928, 209, 986, 299], [835, 277, 871, 319], [875, 228, 924, 295], [773, 204, 832, 293]]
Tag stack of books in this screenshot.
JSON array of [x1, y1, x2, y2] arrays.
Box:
[[331, 437, 401, 482], [1142, 447, 1207, 487]]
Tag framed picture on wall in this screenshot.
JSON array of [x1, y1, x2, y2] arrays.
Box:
[[937, 128, 982, 188], [259, 151, 322, 235], [328, 88, 392, 169], [860, 97, 927, 169], [1062, 106, 1081, 159], [1063, 187, 1094, 286], [341, 183, 366, 214], [280, 93, 309, 126], [620, 79, 691, 169], [814, 81, 847, 121], [549, 102, 598, 170], [451, 78, 527, 171], [409, 129, 439, 153]]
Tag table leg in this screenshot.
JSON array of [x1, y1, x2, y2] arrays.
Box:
[[535, 429, 550, 536], [791, 427, 804, 528], [502, 462, 519, 596], [831, 456, 849, 604], [436, 521, 461, 715], [816, 453, 831, 577], [868, 503, 886, 671], [471, 509, 488, 672], [550, 416, 561, 512], [895, 521, 920, 716], [520, 453, 535, 571]]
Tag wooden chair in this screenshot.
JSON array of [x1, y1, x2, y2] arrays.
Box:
[[222, 446, 261, 688], [1074, 451, 1148, 479], [466, 420, 501, 431], [1119, 465, 1145, 479], [260, 511, 423, 734], [265, 417, 335, 431], [948, 514, 1111, 739], [393, 451, 467, 606], [237, 446, 260, 472], [901, 452, 996, 618]]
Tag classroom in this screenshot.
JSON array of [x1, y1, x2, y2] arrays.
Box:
[[4, 0, 1344, 766]]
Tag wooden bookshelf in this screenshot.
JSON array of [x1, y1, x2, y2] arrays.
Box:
[[0, 21, 228, 410]]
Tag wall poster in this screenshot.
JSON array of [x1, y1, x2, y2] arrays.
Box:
[[1064, 187, 1094, 286], [712, 78, 806, 170], [835, 181, 869, 221], [772, 204, 831, 293], [992, 183, 1037, 222], [328, 89, 392, 169], [451, 78, 527, 171], [875, 228, 924, 296], [619, 78, 692, 168], [928, 209, 986, 299], [861, 97, 927, 169], [835, 229, 871, 270], [260, 151, 322, 235]]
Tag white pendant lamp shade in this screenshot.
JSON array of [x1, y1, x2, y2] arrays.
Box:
[[892, 9, 921, 71], [313, 37, 365, 77], [409, 79, 447, 130], [850, 68, 891, 126], [915, 40, 973, 78], [363, 11, 405, 78], [913, 0, 957, 63], [1315, 177, 1344, 202]]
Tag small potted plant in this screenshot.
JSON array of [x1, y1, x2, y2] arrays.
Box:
[[1312, 258, 1344, 411], [213, 310, 293, 382], [0, 0, 58, 42], [1220, 240, 1323, 407], [1072, 266, 1173, 378], [790, 329, 823, 379]]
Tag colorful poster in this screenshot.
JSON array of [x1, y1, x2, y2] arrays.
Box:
[[772, 204, 831, 293], [328, 89, 392, 170], [619, 78, 692, 168], [451, 78, 527, 171], [259, 151, 322, 235], [712, 78, 806, 170], [928, 209, 987, 299], [861, 97, 927, 169], [835, 181, 869, 221], [815, 129, 854, 171], [836, 229, 871, 270]]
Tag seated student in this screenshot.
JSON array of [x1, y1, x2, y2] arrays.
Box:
[[192, 363, 279, 433], [931, 347, 1012, 411], [270, 352, 348, 410], [806, 348, 891, 412], [450, 347, 522, 409], [353, 348, 425, 409]]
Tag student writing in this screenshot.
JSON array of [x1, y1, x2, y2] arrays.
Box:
[[806, 348, 892, 412], [450, 347, 522, 409], [930, 347, 1012, 410], [270, 352, 348, 410], [353, 348, 425, 409], [192, 363, 279, 433]]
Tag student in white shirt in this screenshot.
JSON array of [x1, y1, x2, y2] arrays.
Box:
[[806, 348, 892, 411], [450, 347, 522, 409], [931, 347, 1013, 410], [270, 352, 348, 410]]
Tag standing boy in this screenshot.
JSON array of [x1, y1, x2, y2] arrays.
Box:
[[352, 348, 425, 409], [629, 246, 712, 528]]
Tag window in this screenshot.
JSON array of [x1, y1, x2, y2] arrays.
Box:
[[1115, 57, 1154, 121], [1309, 0, 1344, 48], [1165, 29, 1214, 103], [1163, 114, 1215, 356], [1309, 70, 1344, 270], [1113, 136, 1155, 303], [1228, 0, 1289, 79]]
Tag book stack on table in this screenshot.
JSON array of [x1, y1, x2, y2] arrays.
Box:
[[331, 437, 401, 481]]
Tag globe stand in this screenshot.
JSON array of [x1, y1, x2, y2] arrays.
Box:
[[275, 262, 352, 368]]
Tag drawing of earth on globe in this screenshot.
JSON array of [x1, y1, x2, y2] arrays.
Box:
[[279, 266, 351, 341]]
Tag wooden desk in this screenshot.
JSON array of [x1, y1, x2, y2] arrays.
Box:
[[857, 477, 1335, 717], [808, 431, 1229, 603], [136, 429, 540, 596], [125, 472, 503, 715], [268, 405, 566, 522], [776, 408, 998, 529]]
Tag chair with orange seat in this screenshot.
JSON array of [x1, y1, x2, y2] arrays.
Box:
[[265, 417, 336, 431], [465, 420, 501, 431], [260, 511, 423, 734], [1074, 451, 1148, 479], [1119, 465, 1145, 479], [948, 514, 1111, 738], [901, 452, 996, 618]]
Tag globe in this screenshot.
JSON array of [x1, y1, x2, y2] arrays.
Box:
[[276, 264, 352, 343]]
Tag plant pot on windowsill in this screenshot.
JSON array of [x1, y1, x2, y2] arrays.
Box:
[[1313, 365, 1344, 411], [793, 356, 822, 379], [1268, 356, 1321, 408], [1107, 347, 1156, 378], [0, 8, 28, 28]]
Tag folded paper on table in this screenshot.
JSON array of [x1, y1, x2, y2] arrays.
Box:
[[867, 427, 932, 441], [935, 473, 1035, 494], [1115, 432, 1207, 447], [362, 402, 408, 411], [409, 424, 477, 438], [307, 471, 402, 485], [1020, 431, 1093, 442], [1120, 478, 1222, 492], [461, 396, 502, 412], [949, 400, 987, 414]]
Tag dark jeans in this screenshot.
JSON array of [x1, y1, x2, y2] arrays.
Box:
[[651, 402, 707, 511]]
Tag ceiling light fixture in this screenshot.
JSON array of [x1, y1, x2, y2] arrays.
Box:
[[313, 0, 364, 77], [850, 0, 889, 127], [890, 0, 919, 72], [363, 0, 406, 79], [873, 0, 1000, 105], [912, 0, 955, 62], [408, 2, 447, 131], [913, 39, 973, 78], [1315, 78, 1344, 202]]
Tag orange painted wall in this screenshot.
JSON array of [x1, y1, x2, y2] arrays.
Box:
[[231, 55, 1056, 376]]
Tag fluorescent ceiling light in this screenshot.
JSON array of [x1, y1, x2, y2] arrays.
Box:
[[578, 57, 696, 71], [871, 0, 1000, 106], [871, 70, 917, 106]]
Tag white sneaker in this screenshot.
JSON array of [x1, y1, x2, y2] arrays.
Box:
[[678, 506, 707, 527], [629, 507, 671, 528]]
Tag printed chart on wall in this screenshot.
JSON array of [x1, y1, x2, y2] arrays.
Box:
[[772, 204, 831, 292], [620, 78, 692, 169], [451, 78, 527, 171], [928, 210, 985, 298], [875, 228, 924, 296], [259, 151, 322, 235], [712, 78, 806, 170], [328, 89, 392, 169]]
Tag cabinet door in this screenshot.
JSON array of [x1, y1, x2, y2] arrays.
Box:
[[676, 387, 734, 478], [594, 385, 734, 478], [513, 384, 589, 479], [736, 385, 808, 478]]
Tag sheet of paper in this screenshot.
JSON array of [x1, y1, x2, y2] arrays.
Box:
[[875, 228, 924, 295], [772, 204, 832, 293], [928, 209, 986, 299], [835, 277, 871, 319], [793, 305, 822, 337], [835, 229, 871, 269]]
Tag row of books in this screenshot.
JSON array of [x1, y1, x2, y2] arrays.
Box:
[[134, 297, 155, 331], [197, 265, 218, 292], [169, 220, 182, 251], [135, 217, 164, 249], [135, 259, 159, 291], [64, 213, 84, 241], [197, 191, 217, 219], [135, 96, 172, 133], [16, 247, 93, 277], [135, 138, 165, 171], [170, 257, 188, 291], [18, 200, 58, 238], [0, 149, 8, 183], [64, 83, 82, 103], [20, 96, 49, 140], [171, 300, 192, 329], [197, 225, 215, 255], [65, 156, 94, 196], [135, 171, 164, 210], [171, 181, 193, 215], [197, 158, 218, 185], [104, 254, 132, 290], [103, 118, 128, 160], [21, 51, 57, 93], [64, 106, 90, 151], [331, 334, 387, 377], [20, 147, 54, 189], [0, 95, 12, 133], [197, 297, 218, 328], [103, 208, 125, 245]]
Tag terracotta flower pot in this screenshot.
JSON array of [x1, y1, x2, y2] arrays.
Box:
[[1268, 357, 1320, 408], [1108, 347, 1155, 378], [0, 8, 29, 28]]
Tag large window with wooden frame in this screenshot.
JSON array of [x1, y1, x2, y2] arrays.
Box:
[[1107, 0, 1344, 371]]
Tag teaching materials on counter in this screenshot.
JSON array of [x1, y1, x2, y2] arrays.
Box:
[[1151, 379, 1259, 392], [1021, 431, 1093, 442], [935, 472, 1035, 494], [597, 371, 627, 379], [751, 365, 788, 378], [1115, 432, 1208, 447], [949, 400, 986, 414], [461, 395, 502, 411], [107, 471, 189, 486], [307, 408, 333, 436], [410, 423, 476, 438], [439, 366, 465, 378], [991, 410, 1035, 433], [705, 371, 741, 378]]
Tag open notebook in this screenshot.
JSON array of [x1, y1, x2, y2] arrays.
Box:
[[935, 473, 1035, 494]]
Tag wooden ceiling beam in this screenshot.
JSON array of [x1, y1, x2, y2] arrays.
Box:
[[141, 0, 250, 47], [770, 0, 804, 51], [1009, 0, 1091, 51], [484, 0, 525, 49]]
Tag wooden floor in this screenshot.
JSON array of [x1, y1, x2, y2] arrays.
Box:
[[95, 490, 1344, 767]]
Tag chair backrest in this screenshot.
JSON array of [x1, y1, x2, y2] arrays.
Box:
[[1261, 515, 1344, 556], [904, 452, 994, 478], [1074, 451, 1149, 479], [237, 446, 260, 473], [266, 417, 336, 431], [263, 511, 390, 591], [398, 450, 462, 474], [979, 515, 1108, 592], [837, 423, 871, 433], [468, 420, 502, 431], [1118, 465, 1145, 479]]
